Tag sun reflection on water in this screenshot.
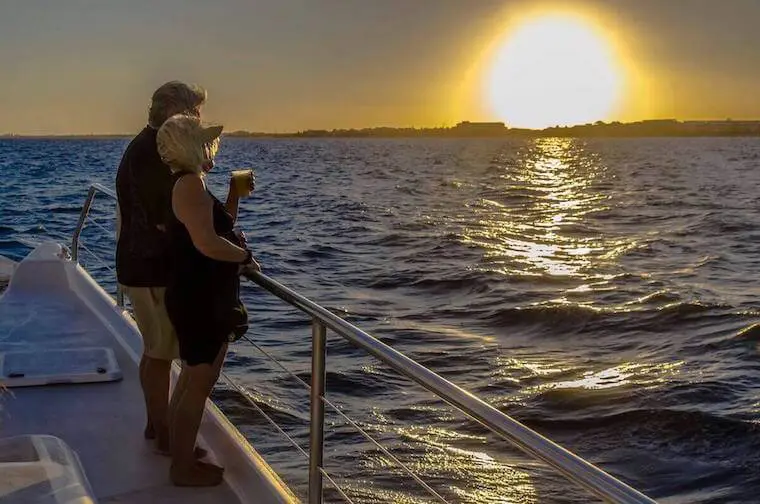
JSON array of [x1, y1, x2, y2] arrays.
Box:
[[365, 139, 644, 502], [347, 406, 541, 503], [462, 138, 614, 279], [495, 355, 685, 405], [550, 360, 684, 391]]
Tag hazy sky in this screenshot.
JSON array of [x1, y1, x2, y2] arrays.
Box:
[[1, 0, 758, 134]]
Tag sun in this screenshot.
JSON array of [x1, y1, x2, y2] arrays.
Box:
[[485, 13, 623, 129]]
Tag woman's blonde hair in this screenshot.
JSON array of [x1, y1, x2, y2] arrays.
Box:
[[156, 114, 223, 174]]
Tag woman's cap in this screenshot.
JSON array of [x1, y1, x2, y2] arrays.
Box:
[[157, 114, 224, 171]]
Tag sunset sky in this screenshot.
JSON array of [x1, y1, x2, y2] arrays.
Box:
[[1, 0, 758, 135]]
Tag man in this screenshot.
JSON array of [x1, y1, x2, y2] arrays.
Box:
[[116, 81, 207, 454]]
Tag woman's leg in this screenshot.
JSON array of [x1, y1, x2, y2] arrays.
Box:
[[170, 344, 228, 486], [167, 362, 189, 451], [211, 342, 229, 387]]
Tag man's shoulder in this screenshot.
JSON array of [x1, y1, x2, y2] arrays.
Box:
[[117, 127, 166, 177], [124, 128, 159, 160]]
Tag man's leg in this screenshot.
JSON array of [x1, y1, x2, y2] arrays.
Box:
[[126, 286, 178, 450], [140, 357, 155, 439], [141, 354, 172, 451]]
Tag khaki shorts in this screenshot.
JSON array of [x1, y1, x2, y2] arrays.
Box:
[[123, 286, 179, 361]]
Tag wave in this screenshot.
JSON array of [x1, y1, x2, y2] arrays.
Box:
[[211, 387, 307, 426], [519, 407, 760, 457], [299, 243, 349, 258], [479, 300, 739, 333], [358, 233, 422, 247], [734, 322, 760, 340], [364, 269, 514, 295]]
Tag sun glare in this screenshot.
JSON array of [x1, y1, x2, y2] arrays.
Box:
[[485, 14, 623, 129]]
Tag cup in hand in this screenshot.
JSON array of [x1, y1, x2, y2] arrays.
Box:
[[231, 169, 255, 198]]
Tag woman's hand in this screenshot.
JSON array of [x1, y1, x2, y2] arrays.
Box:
[[229, 171, 255, 199], [239, 257, 261, 275], [233, 228, 247, 248], [232, 229, 260, 274]]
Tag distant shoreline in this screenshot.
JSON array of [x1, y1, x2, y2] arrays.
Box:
[[3, 119, 760, 139]]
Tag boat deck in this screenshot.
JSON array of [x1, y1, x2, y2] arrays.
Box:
[[0, 292, 241, 504], [0, 245, 296, 504]]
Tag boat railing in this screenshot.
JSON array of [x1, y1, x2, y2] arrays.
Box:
[[70, 182, 124, 305], [71, 183, 656, 504]]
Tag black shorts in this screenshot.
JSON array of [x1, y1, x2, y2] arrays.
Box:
[[164, 293, 228, 366], [176, 328, 226, 366]]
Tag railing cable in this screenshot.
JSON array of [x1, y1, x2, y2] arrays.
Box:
[[83, 217, 115, 238], [218, 369, 309, 461], [77, 243, 115, 276], [239, 334, 450, 504], [219, 369, 360, 503]]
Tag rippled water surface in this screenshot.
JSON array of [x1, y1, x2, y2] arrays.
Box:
[[2, 137, 760, 503]]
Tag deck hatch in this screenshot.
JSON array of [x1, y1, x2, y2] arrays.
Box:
[[0, 347, 122, 387]]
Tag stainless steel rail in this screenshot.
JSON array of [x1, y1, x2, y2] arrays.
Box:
[[71, 184, 656, 504], [242, 270, 657, 504], [71, 183, 123, 305], [71, 183, 116, 263]]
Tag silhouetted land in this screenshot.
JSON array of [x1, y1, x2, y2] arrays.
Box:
[[225, 120, 760, 138], [3, 119, 760, 139]]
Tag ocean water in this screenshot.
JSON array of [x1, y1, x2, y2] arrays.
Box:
[[2, 136, 760, 503]]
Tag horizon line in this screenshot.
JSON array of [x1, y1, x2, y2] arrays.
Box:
[[3, 118, 760, 138]]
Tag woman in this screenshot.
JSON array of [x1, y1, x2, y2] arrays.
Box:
[[156, 113, 259, 486]]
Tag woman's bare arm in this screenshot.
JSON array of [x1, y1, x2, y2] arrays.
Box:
[[173, 174, 248, 263], [225, 182, 239, 222]]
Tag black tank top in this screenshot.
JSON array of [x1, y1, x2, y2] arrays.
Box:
[[166, 172, 248, 341]]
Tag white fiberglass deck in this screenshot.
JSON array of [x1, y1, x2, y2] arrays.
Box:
[[0, 243, 298, 504]]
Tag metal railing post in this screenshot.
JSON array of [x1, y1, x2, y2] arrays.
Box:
[[71, 186, 97, 263], [116, 285, 125, 307], [308, 319, 327, 504]]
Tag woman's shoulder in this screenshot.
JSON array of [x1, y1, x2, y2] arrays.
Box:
[[172, 169, 201, 181], [173, 172, 207, 197]]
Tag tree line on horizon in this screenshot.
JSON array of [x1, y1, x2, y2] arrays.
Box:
[[226, 119, 760, 139]]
